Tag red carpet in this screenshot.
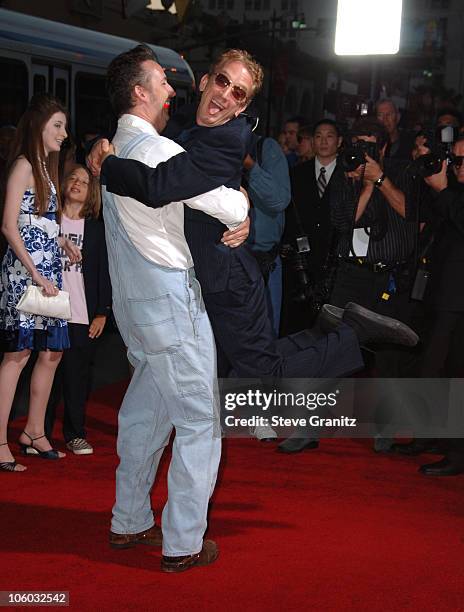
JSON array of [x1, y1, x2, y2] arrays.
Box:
[[1, 381, 464, 611]]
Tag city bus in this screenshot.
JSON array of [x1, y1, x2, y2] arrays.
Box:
[[0, 8, 195, 137]]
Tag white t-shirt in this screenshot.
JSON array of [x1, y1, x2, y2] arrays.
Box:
[[60, 215, 89, 325]]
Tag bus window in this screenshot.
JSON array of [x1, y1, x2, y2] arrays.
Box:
[[169, 87, 189, 115], [55, 78, 67, 106], [0, 58, 28, 127], [33, 74, 47, 95], [75, 72, 115, 140]]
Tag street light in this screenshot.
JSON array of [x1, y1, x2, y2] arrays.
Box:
[[335, 0, 403, 56]]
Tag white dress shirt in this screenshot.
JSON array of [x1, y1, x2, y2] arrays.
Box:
[[109, 114, 248, 269], [315, 156, 337, 184]]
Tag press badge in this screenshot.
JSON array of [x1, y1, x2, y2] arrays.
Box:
[[296, 236, 311, 253], [351, 227, 370, 257]]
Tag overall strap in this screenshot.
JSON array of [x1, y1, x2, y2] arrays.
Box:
[[118, 132, 153, 159]]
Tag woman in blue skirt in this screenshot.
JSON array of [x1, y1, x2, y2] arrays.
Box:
[[0, 94, 81, 472]]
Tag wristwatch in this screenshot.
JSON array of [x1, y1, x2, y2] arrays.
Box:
[[374, 173, 386, 188]]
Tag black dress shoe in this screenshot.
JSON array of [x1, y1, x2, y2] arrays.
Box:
[[343, 302, 419, 347], [318, 304, 344, 333], [391, 439, 441, 456], [277, 438, 319, 454], [419, 457, 464, 476]]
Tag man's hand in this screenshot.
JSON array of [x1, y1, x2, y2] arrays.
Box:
[[87, 139, 115, 177], [346, 165, 365, 181], [221, 216, 250, 248], [424, 160, 448, 192], [243, 154, 255, 171], [362, 154, 383, 183]]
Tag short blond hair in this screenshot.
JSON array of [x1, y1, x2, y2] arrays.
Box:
[[212, 49, 264, 99]]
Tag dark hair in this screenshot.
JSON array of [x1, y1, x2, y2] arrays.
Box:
[[375, 98, 399, 114], [107, 45, 157, 117], [286, 116, 307, 127], [62, 164, 101, 220], [7, 93, 66, 216], [298, 125, 313, 139], [436, 107, 462, 127], [313, 118, 341, 137], [351, 116, 388, 149]]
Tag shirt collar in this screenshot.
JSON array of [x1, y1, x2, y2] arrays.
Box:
[[118, 114, 159, 136], [315, 156, 337, 174]]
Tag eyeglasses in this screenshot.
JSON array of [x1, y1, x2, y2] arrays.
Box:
[[212, 72, 248, 103], [453, 155, 464, 168]]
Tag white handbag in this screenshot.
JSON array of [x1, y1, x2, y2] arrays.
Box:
[[17, 285, 72, 320]]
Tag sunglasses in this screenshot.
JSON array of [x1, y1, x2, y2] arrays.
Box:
[[212, 72, 248, 103]]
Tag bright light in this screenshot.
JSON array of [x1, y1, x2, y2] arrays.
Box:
[[335, 0, 402, 55]]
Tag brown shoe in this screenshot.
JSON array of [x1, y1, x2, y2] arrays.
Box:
[[109, 524, 163, 549], [161, 540, 218, 573]]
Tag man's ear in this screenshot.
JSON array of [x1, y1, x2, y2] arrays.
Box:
[[199, 74, 209, 93], [380, 142, 387, 158], [133, 84, 146, 103], [337, 136, 343, 149]]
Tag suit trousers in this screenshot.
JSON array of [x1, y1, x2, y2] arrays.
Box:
[[206, 258, 364, 380], [104, 190, 221, 557]]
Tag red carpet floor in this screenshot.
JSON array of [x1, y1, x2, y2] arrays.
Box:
[[1, 381, 464, 611]]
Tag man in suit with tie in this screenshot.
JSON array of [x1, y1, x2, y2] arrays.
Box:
[[281, 119, 342, 335]]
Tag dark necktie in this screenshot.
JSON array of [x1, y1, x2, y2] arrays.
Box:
[[318, 166, 327, 199]]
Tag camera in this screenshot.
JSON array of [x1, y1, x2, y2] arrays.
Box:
[[281, 236, 313, 304], [340, 140, 379, 172], [409, 125, 459, 178]]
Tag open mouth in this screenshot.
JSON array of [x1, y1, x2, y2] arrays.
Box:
[[209, 99, 224, 115]]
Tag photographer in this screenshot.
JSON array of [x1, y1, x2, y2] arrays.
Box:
[[329, 117, 417, 330], [327, 117, 420, 451], [409, 139, 464, 476]]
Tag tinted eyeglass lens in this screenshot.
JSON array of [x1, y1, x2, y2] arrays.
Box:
[[454, 155, 464, 168], [214, 73, 247, 102]]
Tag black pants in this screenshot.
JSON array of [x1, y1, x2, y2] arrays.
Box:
[[330, 261, 420, 377], [420, 309, 464, 462], [329, 261, 423, 437], [45, 323, 98, 442], [203, 259, 364, 380]]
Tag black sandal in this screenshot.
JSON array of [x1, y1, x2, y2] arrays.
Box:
[[0, 442, 23, 472], [19, 432, 60, 460]]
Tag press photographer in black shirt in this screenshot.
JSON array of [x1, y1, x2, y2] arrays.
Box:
[[408, 138, 464, 476], [327, 117, 420, 451], [329, 117, 418, 349]]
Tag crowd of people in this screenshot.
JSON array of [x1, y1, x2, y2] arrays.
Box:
[[0, 44, 462, 572]]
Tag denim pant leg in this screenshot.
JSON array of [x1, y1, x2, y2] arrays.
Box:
[[104, 195, 220, 556], [112, 348, 173, 535]]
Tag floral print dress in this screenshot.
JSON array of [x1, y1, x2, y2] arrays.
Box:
[[0, 185, 69, 351]]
